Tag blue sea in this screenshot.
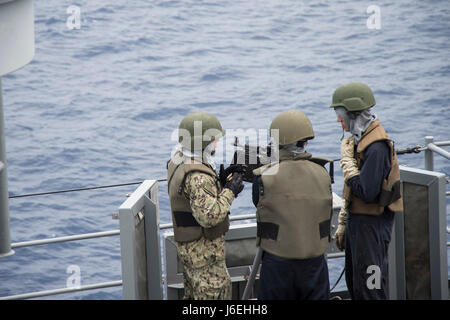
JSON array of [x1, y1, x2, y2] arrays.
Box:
[[1, 0, 449, 299]]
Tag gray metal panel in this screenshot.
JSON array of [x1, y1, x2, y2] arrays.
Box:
[[144, 194, 163, 299], [226, 237, 257, 267], [427, 170, 448, 299], [163, 235, 180, 284], [119, 180, 158, 300], [398, 166, 448, 300], [163, 234, 181, 300], [404, 182, 431, 298]]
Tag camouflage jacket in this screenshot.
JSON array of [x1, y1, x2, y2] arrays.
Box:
[[176, 171, 234, 269]]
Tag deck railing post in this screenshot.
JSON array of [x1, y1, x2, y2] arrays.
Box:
[[0, 79, 14, 258], [425, 136, 434, 171]]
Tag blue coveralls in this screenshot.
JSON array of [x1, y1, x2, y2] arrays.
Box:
[[345, 140, 395, 300]]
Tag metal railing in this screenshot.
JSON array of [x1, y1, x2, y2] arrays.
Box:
[[1, 136, 449, 300], [0, 228, 123, 300], [1, 201, 448, 300], [1, 281, 123, 300], [424, 136, 450, 172], [11, 229, 120, 249], [423, 136, 450, 235], [0, 211, 266, 300]]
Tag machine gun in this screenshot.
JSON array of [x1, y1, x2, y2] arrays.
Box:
[[221, 136, 335, 183], [229, 137, 274, 182], [219, 137, 273, 183]]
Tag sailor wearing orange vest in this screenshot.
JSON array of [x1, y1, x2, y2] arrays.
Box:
[[330, 82, 403, 300]]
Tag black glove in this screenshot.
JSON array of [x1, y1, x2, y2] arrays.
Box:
[[219, 164, 244, 186], [224, 172, 244, 197]]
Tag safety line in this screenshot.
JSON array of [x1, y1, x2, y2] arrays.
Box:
[[5, 144, 430, 199], [9, 179, 167, 199]]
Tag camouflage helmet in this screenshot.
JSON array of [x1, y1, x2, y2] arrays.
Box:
[[330, 82, 376, 112], [178, 112, 225, 151], [270, 110, 314, 146]]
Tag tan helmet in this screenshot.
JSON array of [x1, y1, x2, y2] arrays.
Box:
[[178, 112, 225, 151], [270, 110, 314, 146]]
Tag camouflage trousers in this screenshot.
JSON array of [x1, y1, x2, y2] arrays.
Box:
[[183, 260, 232, 300]]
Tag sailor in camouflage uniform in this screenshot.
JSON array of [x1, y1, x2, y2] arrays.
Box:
[[167, 112, 244, 300]]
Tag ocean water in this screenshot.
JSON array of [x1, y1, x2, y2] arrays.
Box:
[[1, 0, 449, 299]]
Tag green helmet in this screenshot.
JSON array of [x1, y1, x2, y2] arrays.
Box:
[[178, 112, 225, 151], [330, 82, 376, 112], [270, 110, 314, 146]]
